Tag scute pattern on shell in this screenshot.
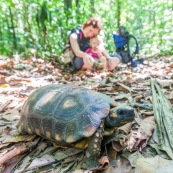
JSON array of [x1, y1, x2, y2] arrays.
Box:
[[17, 84, 110, 146]]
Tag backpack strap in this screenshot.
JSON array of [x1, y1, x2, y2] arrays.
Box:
[[127, 35, 139, 58], [70, 28, 82, 42], [79, 31, 83, 40], [63, 28, 82, 52]]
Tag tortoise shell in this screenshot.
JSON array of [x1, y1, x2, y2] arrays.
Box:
[[17, 84, 113, 146]]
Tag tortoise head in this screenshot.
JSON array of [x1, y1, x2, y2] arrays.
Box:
[[105, 106, 135, 128]]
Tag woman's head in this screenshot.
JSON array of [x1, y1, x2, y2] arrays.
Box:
[[82, 17, 102, 38]]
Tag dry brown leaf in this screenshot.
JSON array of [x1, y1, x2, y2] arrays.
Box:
[[112, 140, 125, 152], [102, 166, 116, 173], [141, 111, 153, 116], [138, 116, 155, 138], [5, 100, 22, 110], [13, 155, 31, 173], [73, 170, 85, 173], [26, 154, 55, 171], [168, 62, 173, 68], [73, 170, 91, 173], [0, 145, 28, 166], [118, 122, 132, 134], [156, 78, 173, 88], [6, 76, 31, 83], [0, 75, 7, 84], [1, 134, 36, 143], [33, 142, 48, 156], [0, 60, 14, 69], [63, 155, 78, 164], [134, 94, 144, 102], [0, 145, 15, 158], [103, 157, 132, 173], [2, 126, 12, 135], [165, 91, 173, 99], [0, 100, 12, 112], [113, 93, 132, 102], [127, 116, 155, 152], [2, 109, 20, 121], [135, 155, 173, 173], [117, 82, 131, 92], [99, 156, 109, 165], [1, 154, 26, 173]]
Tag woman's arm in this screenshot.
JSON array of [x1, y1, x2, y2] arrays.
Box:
[[70, 33, 95, 67], [70, 33, 86, 58]]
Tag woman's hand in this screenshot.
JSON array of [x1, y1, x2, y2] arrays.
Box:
[[83, 53, 95, 68]]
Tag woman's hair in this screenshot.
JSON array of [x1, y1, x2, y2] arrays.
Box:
[[83, 17, 102, 31]]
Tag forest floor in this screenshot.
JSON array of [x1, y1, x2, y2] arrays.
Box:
[[0, 55, 173, 173]]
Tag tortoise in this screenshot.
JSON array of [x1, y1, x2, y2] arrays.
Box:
[[17, 84, 134, 160]]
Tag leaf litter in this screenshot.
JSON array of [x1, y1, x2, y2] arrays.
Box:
[[0, 55, 173, 172]]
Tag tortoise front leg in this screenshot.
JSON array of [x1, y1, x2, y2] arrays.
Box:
[[86, 119, 105, 159]]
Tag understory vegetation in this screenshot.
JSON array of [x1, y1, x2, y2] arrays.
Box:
[[0, 0, 172, 60]]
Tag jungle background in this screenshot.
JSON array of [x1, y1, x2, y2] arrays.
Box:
[[0, 0, 173, 173], [0, 0, 172, 59]]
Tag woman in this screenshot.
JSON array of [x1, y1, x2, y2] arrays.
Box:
[[64, 16, 121, 71]]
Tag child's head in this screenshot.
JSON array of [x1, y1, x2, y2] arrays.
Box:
[[89, 35, 103, 49]]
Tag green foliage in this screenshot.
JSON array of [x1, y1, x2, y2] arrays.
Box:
[[0, 0, 172, 59]]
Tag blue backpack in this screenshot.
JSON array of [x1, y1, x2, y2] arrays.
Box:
[[113, 26, 139, 64]]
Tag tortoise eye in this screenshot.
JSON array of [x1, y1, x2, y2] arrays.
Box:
[[117, 109, 124, 115]]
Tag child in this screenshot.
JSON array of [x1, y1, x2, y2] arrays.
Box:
[[85, 35, 107, 71]]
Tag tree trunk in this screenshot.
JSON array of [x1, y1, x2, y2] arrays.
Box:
[[90, 0, 95, 14], [117, 0, 121, 27], [75, 0, 80, 22], [23, 4, 35, 43], [64, 0, 72, 10], [75, 0, 79, 10], [64, 0, 72, 24], [9, 7, 17, 49]]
